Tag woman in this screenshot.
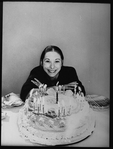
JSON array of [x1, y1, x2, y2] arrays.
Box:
[[20, 45, 86, 102]]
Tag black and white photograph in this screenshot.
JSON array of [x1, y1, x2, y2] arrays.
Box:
[[1, 1, 110, 147]]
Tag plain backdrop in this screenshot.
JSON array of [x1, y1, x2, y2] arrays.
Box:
[[2, 2, 110, 98]]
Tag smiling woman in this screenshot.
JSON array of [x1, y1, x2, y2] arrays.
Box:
[[20, 45, 86, 102]]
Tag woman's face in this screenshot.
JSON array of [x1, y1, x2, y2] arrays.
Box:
[[43, 51, 62, 78]]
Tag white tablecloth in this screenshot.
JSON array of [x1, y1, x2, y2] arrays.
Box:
[[1, 106, 109, 147]]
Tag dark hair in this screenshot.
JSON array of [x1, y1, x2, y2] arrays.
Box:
[[39, 45, 64, 66]]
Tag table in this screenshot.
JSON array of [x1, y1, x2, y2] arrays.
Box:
[[1, 106, 109, 147]]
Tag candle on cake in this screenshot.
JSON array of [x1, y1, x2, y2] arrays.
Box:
[[33, 97, 36, 110], [63, 108, 65, 117], [42, 97, 45, 114], [36, 98, 38, 109], [37, 97, 40, 113], [56, 91, 58, 104], [56, 86, 59, 104], [56, 82, 59, 104], [58, 101, 60, 117], [39, 97, 41, 111]]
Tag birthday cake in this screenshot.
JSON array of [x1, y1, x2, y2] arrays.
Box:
[[17, 85, 96, 146]]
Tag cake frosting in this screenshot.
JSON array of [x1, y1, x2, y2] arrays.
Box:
[[17, 85, 95, 145]]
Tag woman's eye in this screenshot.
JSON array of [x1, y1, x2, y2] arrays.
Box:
[[45, 60, 50, 63], [55, 60, 60, 63]]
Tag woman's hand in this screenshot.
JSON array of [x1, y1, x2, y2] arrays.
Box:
[[39, 84, 47, 92]]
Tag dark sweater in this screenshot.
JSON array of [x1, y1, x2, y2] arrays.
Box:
[[20, 66, 86, 101]]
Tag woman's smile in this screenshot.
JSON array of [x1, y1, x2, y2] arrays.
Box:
[[48, 69, 57, 73]]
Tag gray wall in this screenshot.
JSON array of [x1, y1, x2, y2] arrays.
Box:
[[2, 2, 110, 98]]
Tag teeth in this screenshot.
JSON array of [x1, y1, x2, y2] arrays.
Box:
[[49, 70, 56, 73]]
